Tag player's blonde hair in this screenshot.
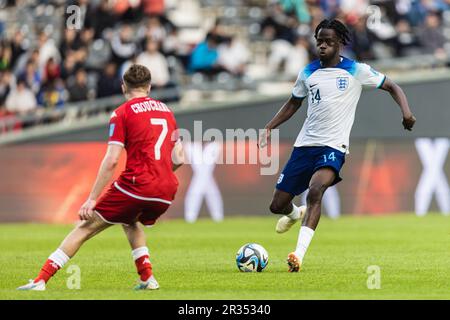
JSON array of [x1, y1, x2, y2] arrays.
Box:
[[123, 64, 152, 90]]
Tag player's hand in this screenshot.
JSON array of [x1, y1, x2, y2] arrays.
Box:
[[258, 128, 271, 149], [79, 199, 96, 220], [402, 114, 416, 131]]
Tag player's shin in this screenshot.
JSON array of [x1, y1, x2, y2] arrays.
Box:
[[132, 246, 153, 281], [34, 248, 70, 283]]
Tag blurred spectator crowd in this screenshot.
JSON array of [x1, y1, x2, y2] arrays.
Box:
[[259, 0, 450, 77], [0, 0, 450, 134]]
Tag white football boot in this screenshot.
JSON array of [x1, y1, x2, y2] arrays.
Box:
[[17, 279, 46, 291], [276, 205, 306, 234], [134, 275, 160, 290]]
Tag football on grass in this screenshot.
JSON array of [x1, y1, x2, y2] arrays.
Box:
[[236, 243, 269, 272]]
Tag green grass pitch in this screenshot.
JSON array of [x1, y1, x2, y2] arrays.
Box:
[[1, 214, 449, 300]]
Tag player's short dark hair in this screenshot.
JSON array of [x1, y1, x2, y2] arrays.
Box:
[[314, 19, 351, 46], [123, 64, 152, 89]]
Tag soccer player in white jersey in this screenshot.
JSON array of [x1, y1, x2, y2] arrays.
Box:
[[258, 19, 416, 272]]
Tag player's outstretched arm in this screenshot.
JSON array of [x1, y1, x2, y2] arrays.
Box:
[[380, 77, 416, 131], [172, 141, 185, 172], [258, 95, 304, 148], [79, 144, 123, 220]]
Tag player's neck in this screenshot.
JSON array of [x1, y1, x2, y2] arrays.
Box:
[[126, 92, 149, 101], [320, 55, 341, 68]]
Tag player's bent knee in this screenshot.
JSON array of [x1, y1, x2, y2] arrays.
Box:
[[76, 217, 108, 240], [269, 201, 285, 214], [76, 222, 97, 237]]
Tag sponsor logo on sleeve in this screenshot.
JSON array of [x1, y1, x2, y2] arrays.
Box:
[[109, 124, 115, 137]]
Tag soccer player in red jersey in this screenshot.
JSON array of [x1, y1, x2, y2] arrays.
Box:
[[18, 64, 185, 291]]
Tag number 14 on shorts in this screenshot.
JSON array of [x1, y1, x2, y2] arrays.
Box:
[[322, 152, 336, 162]]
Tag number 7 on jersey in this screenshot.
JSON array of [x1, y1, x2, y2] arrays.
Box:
[[150, 118, 168, 160]]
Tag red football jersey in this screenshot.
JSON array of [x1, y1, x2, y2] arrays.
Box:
[[108, 96, 179, 201]]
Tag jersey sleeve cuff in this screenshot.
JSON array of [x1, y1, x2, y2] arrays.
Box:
[[292, 93, 307, 99], [377, 75, 386, 89], [108, 141, 125, 147]]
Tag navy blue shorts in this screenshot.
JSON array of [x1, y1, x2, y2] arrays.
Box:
[[276, 146, 345, 196]]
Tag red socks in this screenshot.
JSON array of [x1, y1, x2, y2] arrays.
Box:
[[35, 256, 154, 282], [34, 249, 70, 284], [132, 247, 153, 282], [135, 255, 153, 281], [34, 259, 60, 283], [33, 249, 152, 284]]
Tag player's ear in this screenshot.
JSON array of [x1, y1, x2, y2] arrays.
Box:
[[121, 83, 127, 95], [147, 84, 151, 95]]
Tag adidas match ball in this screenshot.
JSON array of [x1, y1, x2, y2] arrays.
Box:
[[236, 243, 269, 272]]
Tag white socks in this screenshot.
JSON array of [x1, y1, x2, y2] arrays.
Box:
[[49, 248, 70, 268], [286, 204, 301, 220], [294, 226, 315, 263], [132, 246, 149, 261]]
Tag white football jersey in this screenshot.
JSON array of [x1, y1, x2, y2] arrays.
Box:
[[292, 56, 385, 153]]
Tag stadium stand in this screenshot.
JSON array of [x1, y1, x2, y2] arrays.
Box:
[[0, 0, 449, 136]]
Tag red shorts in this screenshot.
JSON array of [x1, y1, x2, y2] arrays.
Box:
[[95, 183, 171, 226]]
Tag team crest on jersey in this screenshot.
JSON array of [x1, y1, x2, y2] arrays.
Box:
[[336, 77, 349, 91]]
